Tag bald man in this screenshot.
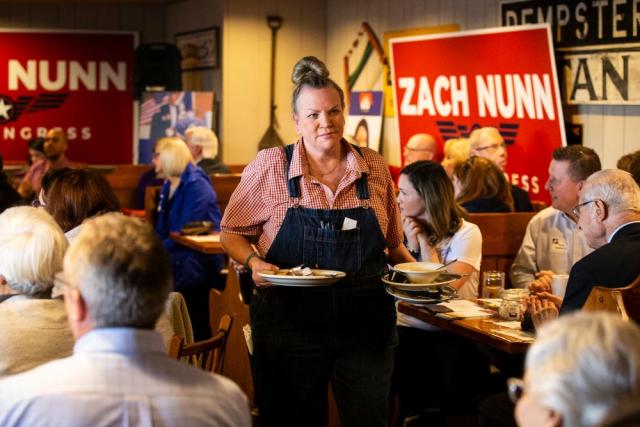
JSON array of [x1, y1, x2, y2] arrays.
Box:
[[18, 129, 83, 199], [403, 133, 437, 165], [469, 127, 533, 212]]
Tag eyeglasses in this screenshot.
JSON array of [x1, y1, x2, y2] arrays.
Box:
[[404, 146, 434, 153], [507, 377, 525, 403], [475, 142, 506, 153], [571, 199, 600, 219]]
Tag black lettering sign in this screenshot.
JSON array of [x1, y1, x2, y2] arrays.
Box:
[[501, 0, 640, 47]]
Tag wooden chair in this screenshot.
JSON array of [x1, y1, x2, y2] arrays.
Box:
[[209, 173, 242, 215], [583, 274, 640, 323], [104, 164, 153, 209], [468, 212, 536, 289], [169, 314, 233, 374]]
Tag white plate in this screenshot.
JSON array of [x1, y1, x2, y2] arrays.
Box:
[[258, 269, 346, 287], [381, 272, 461, 291], [385, 285, 455, 305]]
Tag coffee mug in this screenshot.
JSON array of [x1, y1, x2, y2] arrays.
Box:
[[551, 274, 570, 299]]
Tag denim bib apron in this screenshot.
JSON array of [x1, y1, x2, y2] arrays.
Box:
[[250, 144, 397, 427]]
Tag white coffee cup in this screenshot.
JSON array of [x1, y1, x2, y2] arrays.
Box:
[[551, 274, 570, 299]]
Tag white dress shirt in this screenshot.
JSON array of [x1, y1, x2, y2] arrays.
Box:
[[0, 328, 251, 427], [510, 207, 593, 288]]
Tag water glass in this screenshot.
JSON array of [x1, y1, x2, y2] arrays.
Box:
[[482, 271, 505, 299]]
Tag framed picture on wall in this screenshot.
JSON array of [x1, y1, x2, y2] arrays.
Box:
[[175, 27, 219, 71]]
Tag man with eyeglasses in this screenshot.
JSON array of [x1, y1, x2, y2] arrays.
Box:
[[389, 133, 438, 185], [403, 133, 437, 165], [469, 127, 533, 212], [510, 145, 601, 289], [553, 168, 640, 312]]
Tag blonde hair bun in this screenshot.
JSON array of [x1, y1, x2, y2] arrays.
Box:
[[292, 56, 329, 85]]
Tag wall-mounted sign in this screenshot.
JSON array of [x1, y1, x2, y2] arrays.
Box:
[[501, 0, 640, 105], [138, 91, 214, 164], [389, 25, 565, 203], [0, 30, 136, 163], [345, 91, 384, 152]]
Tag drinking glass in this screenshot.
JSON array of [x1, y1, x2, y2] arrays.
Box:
[[481, 271, 505, 299]]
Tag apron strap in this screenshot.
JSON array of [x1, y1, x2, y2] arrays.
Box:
[[283, 142, 370, 201]]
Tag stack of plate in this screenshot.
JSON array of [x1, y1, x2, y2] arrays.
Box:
[[382, 270, 460, 304]]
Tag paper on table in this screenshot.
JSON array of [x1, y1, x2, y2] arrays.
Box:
[[493, 321, 523, 329], [438, 300, 494, 319], [184, 234, 221, 242], [492, 328, 535, 343]]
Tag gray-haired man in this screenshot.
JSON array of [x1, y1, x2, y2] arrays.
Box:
[[0, 213, 251, 427]]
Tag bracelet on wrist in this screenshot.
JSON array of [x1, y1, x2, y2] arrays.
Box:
[[243, 251, 261, 270]]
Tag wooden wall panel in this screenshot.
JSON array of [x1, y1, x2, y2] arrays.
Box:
[[221, 0, 326, 164]]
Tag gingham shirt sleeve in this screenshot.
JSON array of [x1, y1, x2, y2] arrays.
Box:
[[220, 147, 287, 239], [362, 149, 403, 248]]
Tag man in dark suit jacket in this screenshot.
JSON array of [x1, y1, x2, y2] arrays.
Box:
[[559, 169, 640, 312], [529, 169, 640, 325]]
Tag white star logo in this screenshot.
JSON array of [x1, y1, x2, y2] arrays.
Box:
[[0, 98, 12, 120]]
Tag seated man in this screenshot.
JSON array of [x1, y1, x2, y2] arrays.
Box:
[[560, 169, 640, 312], [510, 146, 601, 289], [528, 169, 640, 326], [469, 127, 532, 212], [185, 126, 230, 175], [389, 132, 437, 184], [18, 128, 83, 199], [0, 213, 250, 427]]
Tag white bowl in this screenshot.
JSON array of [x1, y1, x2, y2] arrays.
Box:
[[393, 262, 444, 284]]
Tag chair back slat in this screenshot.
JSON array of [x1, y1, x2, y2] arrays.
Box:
[[169, 314, 233, 375]]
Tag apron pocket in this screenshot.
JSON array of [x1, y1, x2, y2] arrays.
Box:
[[303, 225, 361, 273]]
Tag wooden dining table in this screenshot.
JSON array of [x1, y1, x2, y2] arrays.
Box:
[[169, 232, 225, 254], [398, 301, 534, 354]]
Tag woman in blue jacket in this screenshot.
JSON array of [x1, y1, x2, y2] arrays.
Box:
[[153, 137, 222, 340]]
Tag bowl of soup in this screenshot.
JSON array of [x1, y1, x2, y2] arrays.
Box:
[[392, 262, 444, 284]]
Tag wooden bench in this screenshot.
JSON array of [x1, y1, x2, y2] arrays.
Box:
[[468, 212, 536, 288], [210, 173, 242, 215], [103, 164, 153, 209]]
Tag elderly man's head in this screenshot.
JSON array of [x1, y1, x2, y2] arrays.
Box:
[[403, 133, 436, 165], [515, 311, 640, 427], [185, 127, 219, 162], [44, 128, 68, 161], [469, 127, 507, 170], [545, 145, 601, 217], [575, 169, 640, 249], [0, 207, 67, 297], [60, 213, 172, 338]]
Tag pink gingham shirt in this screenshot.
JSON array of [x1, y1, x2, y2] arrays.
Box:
[[221, 140, 403, 257]]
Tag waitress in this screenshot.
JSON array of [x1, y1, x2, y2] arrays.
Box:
[[221, 56, 412, 426]]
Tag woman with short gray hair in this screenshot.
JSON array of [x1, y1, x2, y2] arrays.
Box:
[[513, 311, 640, 427], [0, 206, 74, 376]]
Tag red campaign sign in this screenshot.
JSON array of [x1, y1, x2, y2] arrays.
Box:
[[390, 25, 565, 203], [0, 30, 135, 164]]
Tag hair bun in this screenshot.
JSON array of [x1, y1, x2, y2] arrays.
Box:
[[292, 56, 329, 85]]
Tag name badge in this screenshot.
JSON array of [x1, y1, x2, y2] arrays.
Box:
[[551, 237, 567, 251]]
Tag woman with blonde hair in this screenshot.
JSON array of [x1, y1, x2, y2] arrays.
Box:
[[453, 156, 514, 213], [153, 136, 222, 340], [441, 137, 471, 177], [221, 56, 412, 426]]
